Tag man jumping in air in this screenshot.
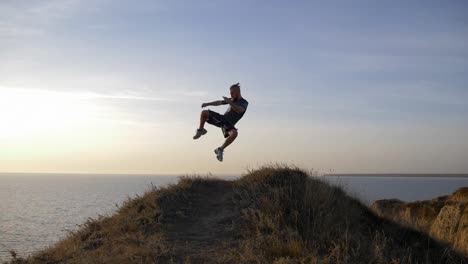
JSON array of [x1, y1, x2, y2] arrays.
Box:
[[193, 83, 248, 162]]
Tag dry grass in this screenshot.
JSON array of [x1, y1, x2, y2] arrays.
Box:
[[231, 165, 467, 263], [449, 187, 468, 203], [4, 165, 467, 264]]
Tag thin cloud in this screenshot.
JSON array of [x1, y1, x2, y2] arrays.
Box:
[[79, 92, 176, 102], [0, 86, 176, 102], [0, 0, 82, 38]]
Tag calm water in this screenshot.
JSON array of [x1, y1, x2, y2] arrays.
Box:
[[325, 175, 468, 204], [1, 173, 467, 261], [0, 174, 180, 261]]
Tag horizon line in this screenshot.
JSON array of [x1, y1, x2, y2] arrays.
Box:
[[0, 171, 240, 177], [1, 171, 468, 177], [325, 173, 468, 178]]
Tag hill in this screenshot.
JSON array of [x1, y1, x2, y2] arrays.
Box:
[[5, 166, 467, 263], [372, 187, 468, 256]]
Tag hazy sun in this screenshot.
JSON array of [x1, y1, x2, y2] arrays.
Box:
[[0, 87, 96, 139]]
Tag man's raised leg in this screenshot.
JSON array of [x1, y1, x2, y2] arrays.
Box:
[[221, 130, 238, 150], [193, 110, 209, 139], [214, 130, 238, 162], [199, 110, 209, 129]]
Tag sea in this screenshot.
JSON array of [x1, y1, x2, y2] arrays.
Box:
[[1, 173, 467, 261]]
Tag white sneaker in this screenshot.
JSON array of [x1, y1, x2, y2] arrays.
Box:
[[214, 147, 224, 162], [193, 128, 207, 139]]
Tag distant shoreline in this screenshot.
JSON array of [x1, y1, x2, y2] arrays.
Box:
[[325, 174, 468, 178], [1, 172, 468, 178]]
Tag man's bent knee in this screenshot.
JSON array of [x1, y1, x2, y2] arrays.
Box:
[[229, 130, 238, 137], [201, 110, 209, 117]]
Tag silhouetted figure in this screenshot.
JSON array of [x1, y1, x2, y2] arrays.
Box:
[[193, 83, 248, 162]]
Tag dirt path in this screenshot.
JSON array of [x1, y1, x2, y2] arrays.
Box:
[[162, 180, 240, 263]]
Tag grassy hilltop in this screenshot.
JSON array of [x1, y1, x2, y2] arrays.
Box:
[[5, 166, 467, 264]]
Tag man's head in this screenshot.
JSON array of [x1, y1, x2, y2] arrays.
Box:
[[230, 83, 241, 99]]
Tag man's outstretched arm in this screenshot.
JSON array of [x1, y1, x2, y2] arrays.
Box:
[[201, 100, 228, 108]]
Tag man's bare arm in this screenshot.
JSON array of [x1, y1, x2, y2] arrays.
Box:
[[201, 100, 227, 108]]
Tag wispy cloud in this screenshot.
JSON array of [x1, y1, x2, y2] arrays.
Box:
[[0, 0, 82, 39], [0, 86, 175, 102]]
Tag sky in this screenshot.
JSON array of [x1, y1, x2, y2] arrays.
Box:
[[0, 0, 467, 175]]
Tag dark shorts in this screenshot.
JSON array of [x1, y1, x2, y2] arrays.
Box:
[[206, 110, 237, 138]]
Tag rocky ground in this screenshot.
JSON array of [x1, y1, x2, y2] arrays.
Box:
[[371, 187, 468, 256]]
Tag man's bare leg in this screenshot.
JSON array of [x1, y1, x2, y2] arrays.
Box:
[[199, 110, 209, 129], [214, 130, 237, 161], [194, 110, 209, 139], [220, 130, 238, 150]]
